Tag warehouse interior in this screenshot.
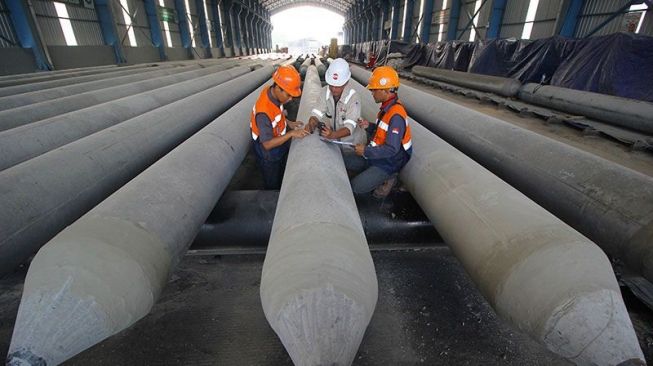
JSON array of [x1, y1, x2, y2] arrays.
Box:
[[1, 0, 653, 365]]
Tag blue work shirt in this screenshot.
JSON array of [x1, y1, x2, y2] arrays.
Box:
[[364, 97, 412, 174], [253, 87, 289, 161]]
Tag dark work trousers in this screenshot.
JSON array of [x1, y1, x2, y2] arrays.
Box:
[[343, 151, 390, 194], [257, 154, 287, 190]]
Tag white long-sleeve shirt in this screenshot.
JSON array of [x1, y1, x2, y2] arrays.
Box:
[[312, 83, 367, 145]]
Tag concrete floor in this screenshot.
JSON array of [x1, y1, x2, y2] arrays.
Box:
[[1, 248, 651, 365], [0, 250, 572, 365]]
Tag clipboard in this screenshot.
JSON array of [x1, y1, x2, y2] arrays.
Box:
[[319, 137, 355, 147]]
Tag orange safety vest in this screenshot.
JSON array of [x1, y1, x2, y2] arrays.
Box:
[[370, 99, 412, 151], [250, 86, 287, 141]]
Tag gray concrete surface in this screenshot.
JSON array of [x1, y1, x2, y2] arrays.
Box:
[[260, 66, 378, 365], [0, 59, 239, 112], [0, 64, 117, 82], [299, 57, 312, 78], [519, 83, 653, 135], [5, 80, 268, 366], [351, 66, 653, 287], [0, 65, 253, 171], [0, 61, 205, 98], [0, 62, 246, 129], [0, 249, 617, 365], [351, 78, 644, 365], [412, 66, 522, 97], [0, 61, 156, 88], [0, 66, 274, 277], [314, 57, 326, 79]]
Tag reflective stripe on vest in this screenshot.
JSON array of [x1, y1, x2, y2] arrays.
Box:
[[250, 86, 287, 141], [343, 88, 356, 104], [370, 100, 412, 152]]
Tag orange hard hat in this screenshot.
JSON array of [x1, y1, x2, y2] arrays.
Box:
[[272, 65, 302, 97], [367, 66, 400, 90]]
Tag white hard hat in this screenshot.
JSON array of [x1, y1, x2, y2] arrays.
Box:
[[325, 58, 351, 87]]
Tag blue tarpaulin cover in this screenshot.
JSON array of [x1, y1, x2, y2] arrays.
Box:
[[550, 33, 653, 102], [343, 32, 653, 102]]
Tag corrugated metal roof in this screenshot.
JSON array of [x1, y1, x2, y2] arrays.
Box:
[[575, 0, 633, 37], [262, 0, 353, 15], [31, 0, 103, 46], [115, 0, 152, 47], [0, 0, 18, 47], [36, 16, 67, 45], [32, 0, 66, 45], [500, 23, 522, 38], [502, 0, 529, 25], [530, 19, 556, 39], [455, 0, 491, 41], [66, 5, 104, 45], [536, 0, 562, 20], [132, 0, 153, 47]]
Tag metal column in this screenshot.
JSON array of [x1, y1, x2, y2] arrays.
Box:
[[5, 0, 53, 70], [390, 0, 400, 40], [558, 0, 585, 37], [486, 0, 507, 39], [174, 0, 193, 57], [209, 0, 224, 56], [143, 0, 167, 60], [236, 4, 246, 55], [228, 1, 241, 55], [242, 6, 252, 54], [223, 0, 235, 56], [402, 0, 414, 42], [195, 0, 213, 57], [94, 0, 126, 63], [447, 0, 461, 40], [418, 0, 434, 43]]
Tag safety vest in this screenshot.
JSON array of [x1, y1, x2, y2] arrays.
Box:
[[370, 99, 412, 151], [250, 86, 287, 141]]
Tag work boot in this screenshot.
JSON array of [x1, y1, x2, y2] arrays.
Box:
[[373, 175, 397, 199]]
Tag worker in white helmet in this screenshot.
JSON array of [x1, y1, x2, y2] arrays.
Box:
[[308, 58, 366, 145]]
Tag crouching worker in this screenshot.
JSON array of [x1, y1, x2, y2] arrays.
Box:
[[307, 58, 366, 145], [346, 66, 412, 198], [251, 66, 310, 189]]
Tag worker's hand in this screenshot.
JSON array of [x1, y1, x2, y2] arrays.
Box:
[[307, 116, 319, 133], [357, 118, 369, 129], [289, 128, 310, 139], [288, 120, 304, 130], [355, 144, 365, 156], [320, 125, 333, 139]]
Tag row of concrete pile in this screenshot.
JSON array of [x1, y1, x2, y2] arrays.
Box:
[[0, 57, 284, 275], [0, 63, 264, 171], [359, 66, 653, 287], [260, 66, 378, 366], [3, 56, 286, 365], [352, 73, 646, 365], [411, 65, 653, 135], [260, 66, 645, 365], [0, 60, 229, 98], [297, 55, 328, 80], [0, 59, 264, 124], [3, 61, 648, 366]]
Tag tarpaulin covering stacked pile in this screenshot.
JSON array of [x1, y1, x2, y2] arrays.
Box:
[[343, 32, 653, 102]]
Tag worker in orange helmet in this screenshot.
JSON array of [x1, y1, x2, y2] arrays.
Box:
[[345, 65, 413, 198], [250, 65, 310, 189]]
